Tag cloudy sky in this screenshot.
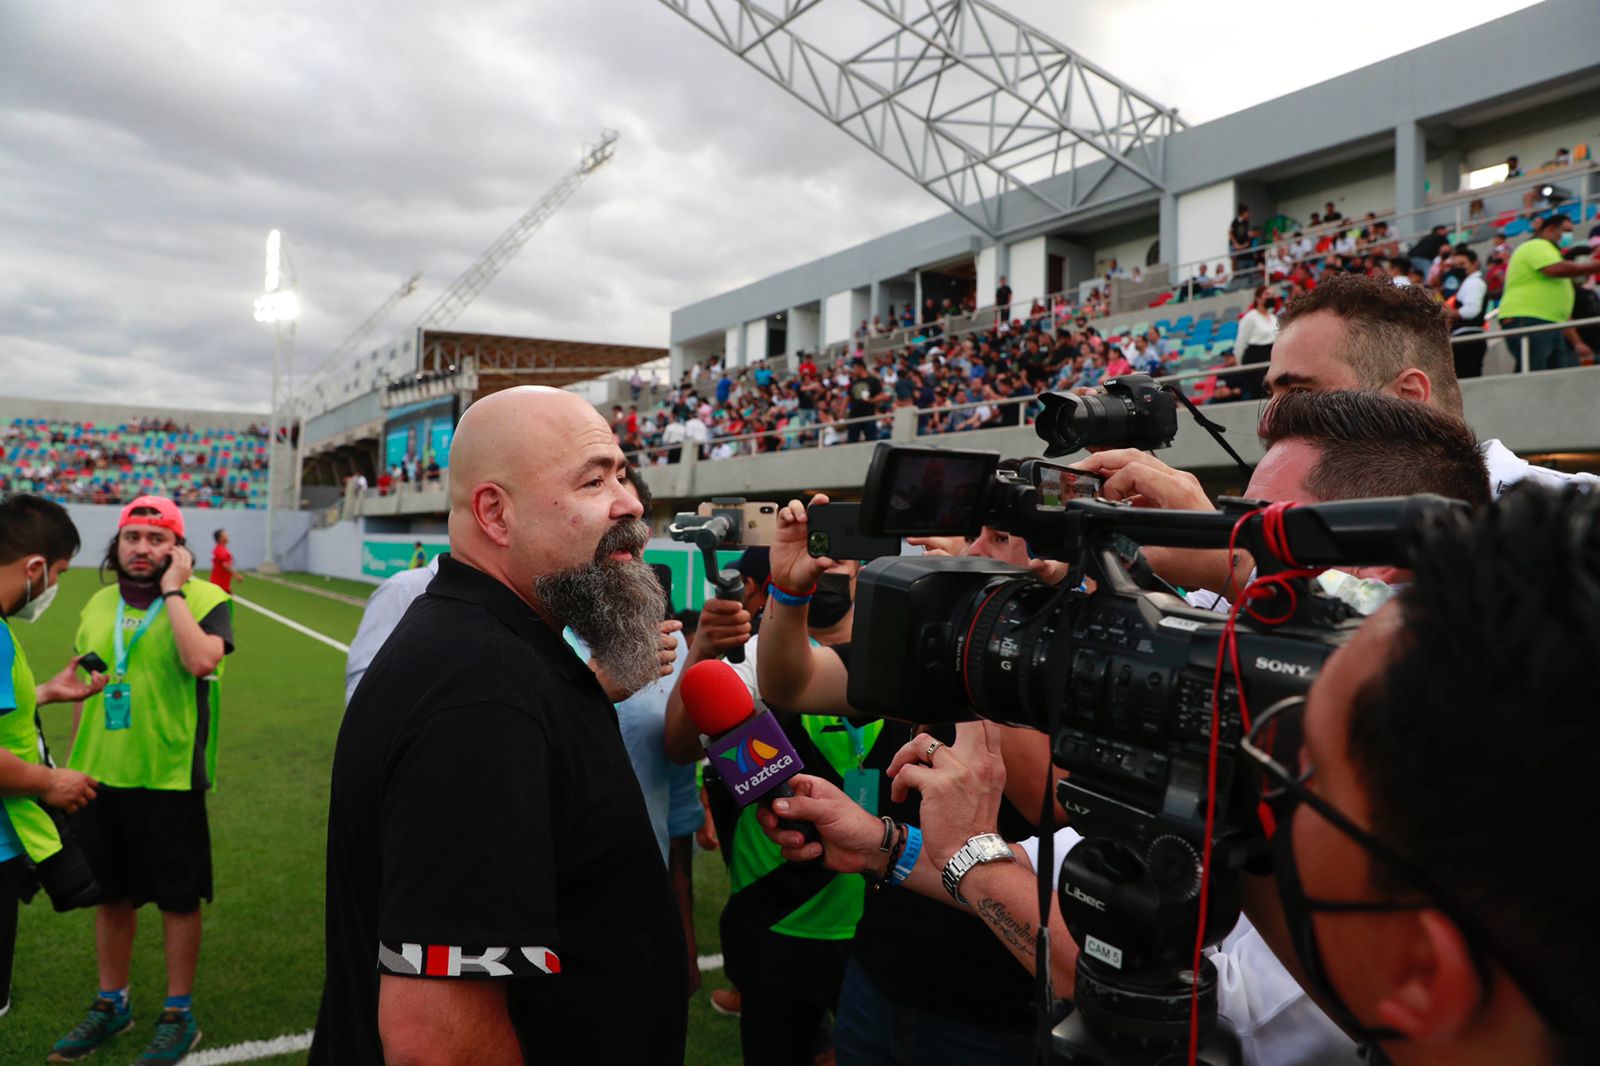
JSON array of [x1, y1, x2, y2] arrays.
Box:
[[0, 0, 1540, 411]]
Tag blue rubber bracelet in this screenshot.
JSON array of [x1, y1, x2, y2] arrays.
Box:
[[769, 585, 814, 607], [888, 826, 922, 886]]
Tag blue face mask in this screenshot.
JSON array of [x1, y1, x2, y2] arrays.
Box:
[[1558, 232, 1575, 249]]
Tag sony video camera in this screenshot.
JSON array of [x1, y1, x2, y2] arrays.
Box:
[[847, 442, 1457, 1063]]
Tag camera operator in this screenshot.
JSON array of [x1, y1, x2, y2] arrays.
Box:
[[753, 392, 1496, 1065], [1077, 390, 1490, 605], [763, 481, 1600, 1066], [754, 500, 1071, 1066]]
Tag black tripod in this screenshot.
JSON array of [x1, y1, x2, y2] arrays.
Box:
[[1048, 835, 1244, 1066]]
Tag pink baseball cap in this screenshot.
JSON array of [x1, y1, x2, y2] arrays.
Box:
[[118, 495, 185, 538]]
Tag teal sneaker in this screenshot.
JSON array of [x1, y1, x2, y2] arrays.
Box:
[[46, 998, 134, 1061], [133, 1009, 201, 1066]]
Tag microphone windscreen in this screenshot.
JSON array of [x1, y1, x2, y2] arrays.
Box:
[[681, 659, 755, 736]]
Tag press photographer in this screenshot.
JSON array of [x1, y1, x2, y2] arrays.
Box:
[[762, 477, 1599, 1066], [752, 389, 1493, 1065]]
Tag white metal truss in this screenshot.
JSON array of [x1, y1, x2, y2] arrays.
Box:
[[410, 128, 620, 330], [298, 270, 422, 398], [657, 0, 1183, 237]]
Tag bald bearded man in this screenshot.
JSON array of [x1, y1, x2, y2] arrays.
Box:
[[312, 388, 688, 1066]]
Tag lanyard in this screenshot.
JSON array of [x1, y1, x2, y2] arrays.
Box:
[[840, 718, 868, 769], [114, 597, 165, 680]]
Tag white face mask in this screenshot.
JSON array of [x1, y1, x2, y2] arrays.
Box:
[[12, 557, 58, 623]]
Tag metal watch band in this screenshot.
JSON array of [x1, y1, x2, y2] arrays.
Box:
[[941, 833, 1014, 905]]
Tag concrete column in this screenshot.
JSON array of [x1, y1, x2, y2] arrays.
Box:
[[850, 288, 871, 341], [1395, 120, 1428, 224], [723, 325, 744, 368], [669, 343, 689, 384], [823, 291, 853, 346], [787, 306, 820, 359], [1006, 235, 1049, 306], [871, 279, 890, 320], [1438, 146, 1463, 196], [744, 319, 769, 365], [891, 404, 919, 441], [1158, 192, 1178, 287], [977, 246, 998, 310]]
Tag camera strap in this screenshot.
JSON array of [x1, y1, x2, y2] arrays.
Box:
[[1166, 386, 1254, 480]]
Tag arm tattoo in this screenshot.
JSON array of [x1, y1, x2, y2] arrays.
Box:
[[975, 897, 1036, 959]]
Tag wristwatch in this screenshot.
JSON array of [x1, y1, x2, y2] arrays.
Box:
[[941, 833, 1015, 905]]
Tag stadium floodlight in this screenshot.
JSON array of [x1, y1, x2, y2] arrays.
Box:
[[254, 229, 300, 323], [252, 291, 301, 323], [252, 227, 299, 572]]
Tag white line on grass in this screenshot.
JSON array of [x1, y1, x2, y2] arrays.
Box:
[[245, 570, 371, 608], [233, 595, 350, 654], [698, 952, 724, 971], [185, 1029, 314, 1065]]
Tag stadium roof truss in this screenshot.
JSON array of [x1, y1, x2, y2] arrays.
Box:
[[417, 330, 668, 394], [658, 0, 1185, 239]]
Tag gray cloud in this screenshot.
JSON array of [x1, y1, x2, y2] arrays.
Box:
[[0, 0, 1535, 411]]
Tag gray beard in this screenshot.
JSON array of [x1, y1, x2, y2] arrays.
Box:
[[534, 519, 663, 698]]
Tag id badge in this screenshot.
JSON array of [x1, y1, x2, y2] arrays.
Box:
[[104, 684, 132, 731], [843, 768, 879, 816]]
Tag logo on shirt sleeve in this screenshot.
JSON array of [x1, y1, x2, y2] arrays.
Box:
[[378, 941, 560, 978]]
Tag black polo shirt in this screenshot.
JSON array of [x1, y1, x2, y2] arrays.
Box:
[[311, 555, 686, 1065]]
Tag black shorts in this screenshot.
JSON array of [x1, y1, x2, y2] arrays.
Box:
[[73, 788, 212, 913]]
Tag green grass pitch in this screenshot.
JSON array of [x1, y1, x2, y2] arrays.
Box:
[[4, 570, 743, 1065]]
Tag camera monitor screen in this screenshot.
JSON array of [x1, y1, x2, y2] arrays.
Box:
[[863, 446, 997, 536], [1034, 463, 1105, 511]]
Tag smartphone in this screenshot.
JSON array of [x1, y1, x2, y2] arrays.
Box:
[[697, 499, 779, 546], [806, 502, 902, 561], [1031, 462, 1105, 510], [78, 652, 109, 675]]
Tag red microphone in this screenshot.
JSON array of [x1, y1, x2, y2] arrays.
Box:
[[681, 660, 819, 846]]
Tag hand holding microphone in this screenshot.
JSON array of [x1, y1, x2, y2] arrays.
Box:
[[680, 659, 820, 849]]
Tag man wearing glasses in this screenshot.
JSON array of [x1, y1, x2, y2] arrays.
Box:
[[758, 482, 1594, 1064]]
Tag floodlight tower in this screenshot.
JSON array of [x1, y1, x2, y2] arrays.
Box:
[[252, 228, 300, 573]]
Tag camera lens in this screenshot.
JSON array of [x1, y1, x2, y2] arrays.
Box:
[[957, 577, 1065, 728], [807, 532, 828, 555], [1035, 392, 1135, 456]]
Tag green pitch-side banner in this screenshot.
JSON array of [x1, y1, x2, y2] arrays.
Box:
[[361, 540, 447, 579], [361, 538, 743, 612]]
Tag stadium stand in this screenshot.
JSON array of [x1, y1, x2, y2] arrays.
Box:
[[0, 417, 271, 508], [625, 190, 1599, 466]]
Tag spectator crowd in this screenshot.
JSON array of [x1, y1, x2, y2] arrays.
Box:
[[0, 418, 270, 508], [618, 198, 1598, 466]]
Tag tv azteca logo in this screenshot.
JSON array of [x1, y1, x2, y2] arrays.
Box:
[[718, 737, 795, 796]]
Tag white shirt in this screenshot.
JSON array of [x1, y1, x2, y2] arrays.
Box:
[[1481, 438, 1599, 497], [1233, 308, 1279, 356], [1022, 829, 1361, 1066], [684, 418, 711, 444], [345, 558, 440, 704], [1453, 271, 1487, 322], [662, 421, 687, 445]]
